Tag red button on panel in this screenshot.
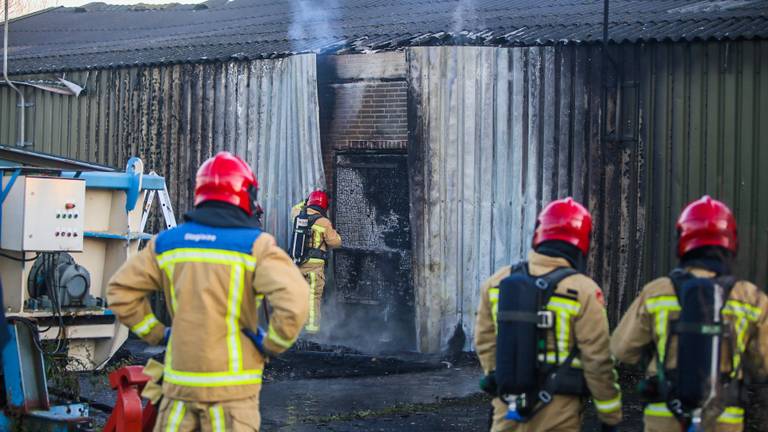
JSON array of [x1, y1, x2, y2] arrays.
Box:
[[65, 203, 76, 209]]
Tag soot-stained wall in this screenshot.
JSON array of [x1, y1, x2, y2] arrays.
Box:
[[318, 52, 409, 195], [330, 154, 414, 351], [317, 53, 414, 351]]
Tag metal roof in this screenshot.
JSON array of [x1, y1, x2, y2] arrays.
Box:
[[2, 0, 767, 74]]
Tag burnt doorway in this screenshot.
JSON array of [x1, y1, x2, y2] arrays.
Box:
[[328, 153, 415, 352]]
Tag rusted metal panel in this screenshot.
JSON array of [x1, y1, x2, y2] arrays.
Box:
[[407, 45, 603, 352], [0, 54, 324, 250]]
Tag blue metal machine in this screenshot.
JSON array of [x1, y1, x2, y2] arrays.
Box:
[[0, 156, 171, 431]]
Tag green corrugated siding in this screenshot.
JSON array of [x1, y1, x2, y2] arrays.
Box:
[[616, 40, 768, 306], [0, 58, 326, 240]]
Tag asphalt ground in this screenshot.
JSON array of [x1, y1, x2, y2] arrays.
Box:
[[71, 341, 767, 431]]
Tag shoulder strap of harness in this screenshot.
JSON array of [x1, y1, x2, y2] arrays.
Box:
[[304, 214, 327, 261], [714, 275, 737, 298], [509, 261, 527, 275], [537, 266, 579, 305], [668, 268, 694, 298], [307, 213, 323, 225], [668, 268, 736, 297], [509, 262, 578, 301]]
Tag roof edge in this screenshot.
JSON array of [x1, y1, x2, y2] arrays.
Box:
[[3, 6, 63, 26]]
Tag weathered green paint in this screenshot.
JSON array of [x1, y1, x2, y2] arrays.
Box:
[[611, 40, 768, 315]]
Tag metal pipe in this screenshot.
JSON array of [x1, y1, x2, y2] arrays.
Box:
[[603, 0, 609, 45], [3, 0, 26, 147]]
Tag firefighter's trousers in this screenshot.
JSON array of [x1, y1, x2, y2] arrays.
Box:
[[153, 394, 260, 432], [643, 403, 744, 432], [490, 395, 582, 432], [299, 262, 326, 334]]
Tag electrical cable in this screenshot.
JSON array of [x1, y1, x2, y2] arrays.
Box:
[[6, 315, 50, 355], [25, 252, 66, 356], [0, 251, 39, 262]]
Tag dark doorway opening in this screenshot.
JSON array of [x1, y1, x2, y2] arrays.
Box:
[[327, 153, 415, 352]]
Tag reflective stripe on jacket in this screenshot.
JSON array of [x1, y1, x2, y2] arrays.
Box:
[[107, 222, 309, 402], [474, 251, 623, 425], [611, 267, 768, 423]]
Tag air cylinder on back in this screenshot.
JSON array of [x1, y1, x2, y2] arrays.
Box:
[[675, 277, 722, 411], [495, 272, 541, 396]]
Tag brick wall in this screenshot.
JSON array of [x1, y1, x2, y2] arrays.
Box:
[[318, 52, 408, 199], [325, 82, 408, 151]]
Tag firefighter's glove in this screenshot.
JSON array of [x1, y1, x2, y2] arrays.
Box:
[[242, 328, 266, 355], [479, 371, 498, 395], [600, 424, 618, 432], [161, 327, 171, 346]]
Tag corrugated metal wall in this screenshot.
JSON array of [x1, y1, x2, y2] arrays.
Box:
[[594, 40, 768, 322], [407, 45, 605, 352], [0, 54, 325, 246], [1, 41, 765, 354], [609, 40, 768, 314], [408, 41, 768, 353]]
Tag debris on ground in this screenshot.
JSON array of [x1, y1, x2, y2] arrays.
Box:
[[70, 340, 768, 431]]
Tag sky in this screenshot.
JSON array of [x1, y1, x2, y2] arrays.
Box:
[[3, 0, 204, 18], [57, 0, 203, 4]]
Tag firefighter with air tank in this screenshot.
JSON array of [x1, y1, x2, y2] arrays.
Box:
[[290, 190, 342, 334], [611, 195, 768, 432], [475, 197, 622, 432]]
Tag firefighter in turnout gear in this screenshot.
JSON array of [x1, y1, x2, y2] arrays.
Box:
[[474, 197, 622, 432], [107, 152, 309, 432], [611, 196, 768, 432], [290, 190, 341, 333]]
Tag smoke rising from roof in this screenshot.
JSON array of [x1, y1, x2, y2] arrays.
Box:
[[288, 0, 340, 50]]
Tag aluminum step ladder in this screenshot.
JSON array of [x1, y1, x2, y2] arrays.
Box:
[[139, 171, 177, 234]]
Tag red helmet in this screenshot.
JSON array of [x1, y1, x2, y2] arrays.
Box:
[[307, 190, 329, 210], [676, 195, 737, 257], [532, 197, 592, 255], [194, 152, 258, 215]]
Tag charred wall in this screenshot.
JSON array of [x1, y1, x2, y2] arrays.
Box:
[[318, 52, 409, 195], [317, 53, 415, 352], [407, 45, 605, 353], [407, 41, 768, 353]]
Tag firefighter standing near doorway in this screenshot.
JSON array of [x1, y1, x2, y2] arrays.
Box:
[[290, 190, 342, 334], [475, 197, 622, 432], [107, 152, 309, 432], [611, 196, 768, 432]]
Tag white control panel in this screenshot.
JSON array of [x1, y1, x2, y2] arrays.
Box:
[[1, 176, 86, 252]]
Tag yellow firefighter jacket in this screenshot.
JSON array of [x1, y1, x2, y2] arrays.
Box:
[[611, 267, 768, 426], [290, 202, 342, 266], [107, 222, 309, 402], [475, 251, 623, 429]]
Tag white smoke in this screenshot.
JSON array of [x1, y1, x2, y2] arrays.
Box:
[[288, 0, 341, 50], [451, 0, 485, 36]]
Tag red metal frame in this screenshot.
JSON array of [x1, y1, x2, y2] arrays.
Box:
[[103, 366, 158, 432]]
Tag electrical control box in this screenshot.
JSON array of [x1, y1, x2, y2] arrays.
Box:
[[1, 176, 86, 252]]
